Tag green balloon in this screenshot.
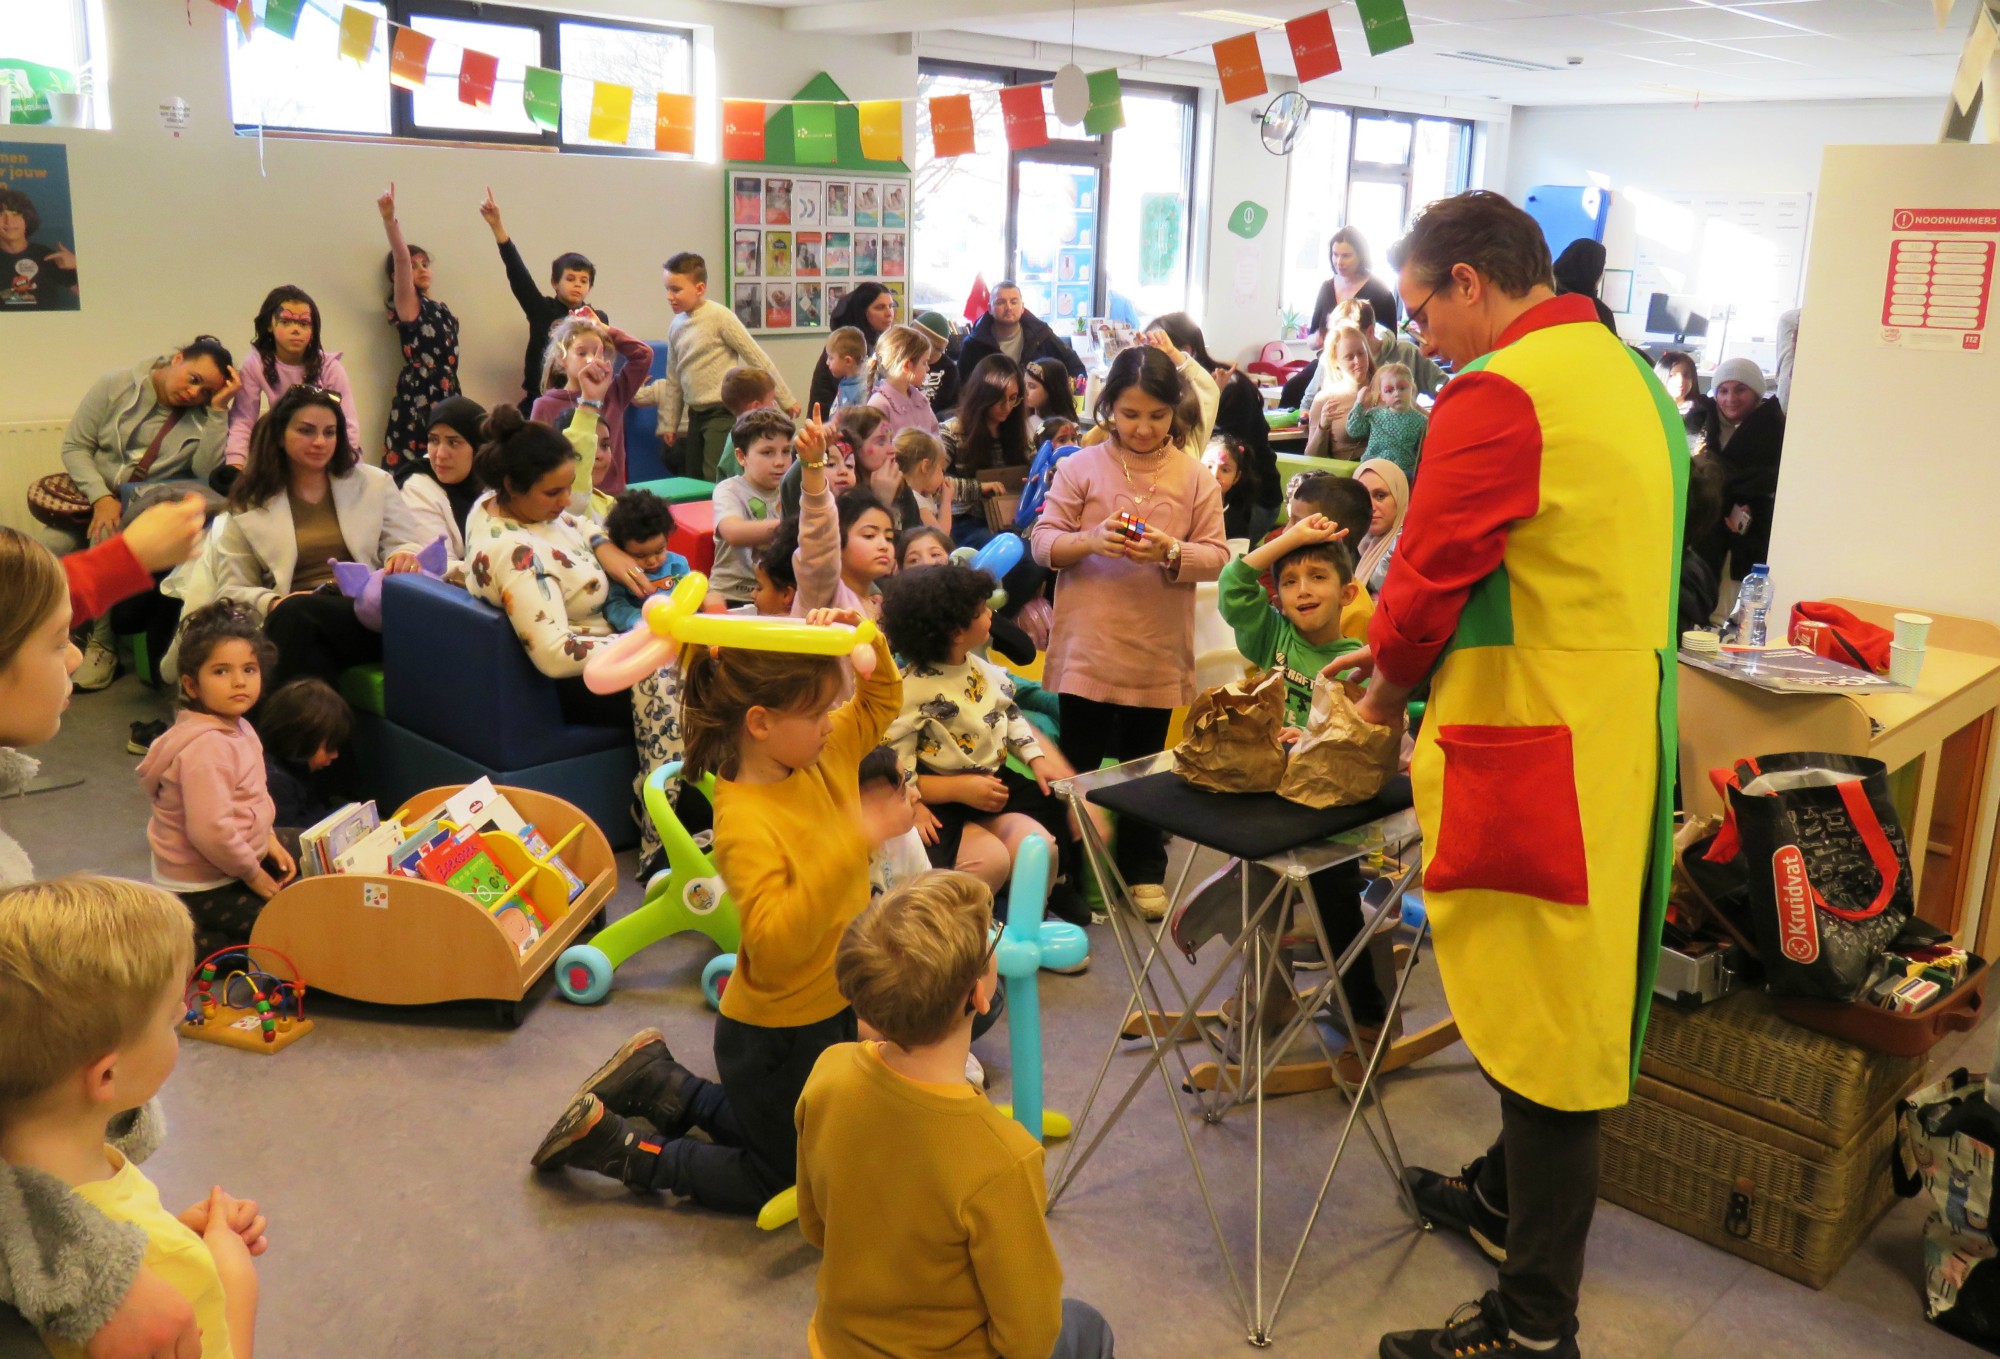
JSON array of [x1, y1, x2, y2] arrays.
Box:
[[1227, 201, 1269, 240]]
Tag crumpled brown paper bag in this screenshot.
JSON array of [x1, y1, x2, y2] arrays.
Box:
[[1173, 668, 1288, 793], [1278, 674, 1400, 808]]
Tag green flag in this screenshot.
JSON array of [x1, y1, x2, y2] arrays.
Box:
[[793, 102, 837, 163], [262, 0, 303, 40], [523, 66, 562, 130], [1356, 0, 1415, 54], [1083, 69, 1125, 135]]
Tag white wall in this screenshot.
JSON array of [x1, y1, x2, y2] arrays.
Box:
[[0, 0, 913, 440]]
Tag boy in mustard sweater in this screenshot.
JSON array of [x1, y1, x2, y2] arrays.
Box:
[[1, 876, 267, 1359], [796, 871, 1116, 1359]]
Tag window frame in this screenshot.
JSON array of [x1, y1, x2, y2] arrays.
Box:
[[224, 0, 695, 157]]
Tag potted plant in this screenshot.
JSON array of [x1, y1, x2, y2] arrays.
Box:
[[1278, 305, 1304, 340]]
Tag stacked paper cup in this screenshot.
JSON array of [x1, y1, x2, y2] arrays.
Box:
[[1681, 629, 1720, 657], [1889, 612, 1931, 688]]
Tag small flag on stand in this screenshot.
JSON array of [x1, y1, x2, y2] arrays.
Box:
[[857, 100, 903, 161], [337, 5, 377, 63], [1084, 70, 1125, 134], [588, 81, 633, 142], [964, 275, 991, 324], [1286, 11, 1344, 82], [930, 93, 976, 157], [655, 93, 695, 154], [1213, 32, 1269, 104], [999, 83, 1049, 150], [459, 49, 498, 107], [1356, 0, 1415, 55], [263, 0, 303, 40], [390, 28, 433, 90], [723, 100, 766, 161], [523, 66, 561, 129]]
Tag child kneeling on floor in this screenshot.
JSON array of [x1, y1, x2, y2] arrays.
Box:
[[0, 875, 268, 1359], [797, 870, 1116, 1359], [532, 610, 901, 1216]]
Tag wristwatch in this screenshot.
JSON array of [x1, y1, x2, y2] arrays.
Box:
[[1162, 538, 1182, 573]]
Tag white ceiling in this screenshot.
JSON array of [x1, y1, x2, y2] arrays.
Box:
[[787, 0, 1963, 106]]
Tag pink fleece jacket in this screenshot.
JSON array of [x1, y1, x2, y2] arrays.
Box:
[[225, 350, 361, 467], [137, 712, 275, 890]]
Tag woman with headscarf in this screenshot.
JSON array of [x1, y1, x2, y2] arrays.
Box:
[[809, 283, 897, 416], [399, 396, 487, 580], [1353, 457, 1408, 598]]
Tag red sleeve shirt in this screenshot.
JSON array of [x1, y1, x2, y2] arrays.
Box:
[[1367, 370, 1543, 688], [63, 537, 154, 627]]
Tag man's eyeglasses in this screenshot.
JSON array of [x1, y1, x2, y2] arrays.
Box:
[[1401, 280, 1449, 338]]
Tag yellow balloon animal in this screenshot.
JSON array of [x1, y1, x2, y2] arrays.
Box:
[[584, 572, 881, 694]]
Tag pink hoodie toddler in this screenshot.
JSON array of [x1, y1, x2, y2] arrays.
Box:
[[137, 712, 275, 890]]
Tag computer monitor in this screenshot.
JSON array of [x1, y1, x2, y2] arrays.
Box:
[[1645, 292, 1710, 342]]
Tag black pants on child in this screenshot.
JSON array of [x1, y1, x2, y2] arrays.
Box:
[[637, 1008, 858, 1215], [1054, 695, 1172, 886], [174, 829, 303, 959], [1306, 859, 1387, 1027], [262, 593, 383, 691], [1471, 1076, 1602, 1344], [923, 763, 1088, 924]]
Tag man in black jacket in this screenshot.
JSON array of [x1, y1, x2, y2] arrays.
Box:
[[957, 281, 1085, 382]]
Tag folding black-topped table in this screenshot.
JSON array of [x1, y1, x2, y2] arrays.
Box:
[[1048, 751, 1433, 1346]]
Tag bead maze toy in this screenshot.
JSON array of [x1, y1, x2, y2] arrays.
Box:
[[556, 762, 740, 1006], [180, 944, 312, 1054]]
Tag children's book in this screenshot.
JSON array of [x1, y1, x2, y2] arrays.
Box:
[[390, 819, 454, 876], [416, 833, 515, 908], [333, 820, 407, 876], [519, 823, 588, 902], [299, 801, 380, 876]]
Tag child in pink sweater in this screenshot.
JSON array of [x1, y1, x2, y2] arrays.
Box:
[[137, 601, 298, 954], [1028, 345, 1226, 916], [225, 285, 361, 468]]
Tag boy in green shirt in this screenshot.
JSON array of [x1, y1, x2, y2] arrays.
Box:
[[1216, 513, 1387, 1042]]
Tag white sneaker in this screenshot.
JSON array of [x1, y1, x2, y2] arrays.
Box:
[[965, 1051, 987, 1089], [1131, 884, 1170, 921], [72, 639, 118, 692]]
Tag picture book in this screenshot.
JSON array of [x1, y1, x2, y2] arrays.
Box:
[[332, 821, 407, 876], [519, 823, 588, 902], [417, 833, 515, 909]]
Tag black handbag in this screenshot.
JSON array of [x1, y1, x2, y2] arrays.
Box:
[[1704, 752, 1912, 1002]]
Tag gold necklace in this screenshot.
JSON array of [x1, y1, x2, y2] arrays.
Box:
[[1108, 443, 1166, 492]]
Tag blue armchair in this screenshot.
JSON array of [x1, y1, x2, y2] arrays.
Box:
[[621, 341, 671, 485]]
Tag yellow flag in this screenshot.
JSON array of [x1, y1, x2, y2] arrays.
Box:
[[857, 100, 903, 162], [338, 5, 377, 63], [235, 0, 256, 38], [588, 81, 634, 144]]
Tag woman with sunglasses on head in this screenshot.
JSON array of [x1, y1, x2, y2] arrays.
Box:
[[210, 385, 427, 689], [223, 285, 361, 475]]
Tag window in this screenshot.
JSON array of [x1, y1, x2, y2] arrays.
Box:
[[912, 61, 1197, 330], [4, 0, 110, 130], [225, 0, 693, 155], [1281, 104, 1476, 328]]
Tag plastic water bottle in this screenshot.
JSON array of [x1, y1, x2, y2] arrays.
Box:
[[1731, 564, 1773, 646]]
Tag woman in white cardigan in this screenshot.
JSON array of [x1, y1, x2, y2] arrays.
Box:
[[399, 394, 486, 582], [215, 385, 426, 686]]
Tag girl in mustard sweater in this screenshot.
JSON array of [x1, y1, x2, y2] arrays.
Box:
[[532, 611, 901, 1216]]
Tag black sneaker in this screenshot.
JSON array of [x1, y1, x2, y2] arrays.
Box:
[[126, 719, 169, 755], [531, 1093, 659, 1184], [1405, 1159, 1508, 1265], [1379, 1292, 1579, 1359], [574, 1028, 698, 1138]]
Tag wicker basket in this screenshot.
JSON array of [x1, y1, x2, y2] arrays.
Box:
[[1600, 1073, 1917, 1289], [1641, 988, 1926, 1145]]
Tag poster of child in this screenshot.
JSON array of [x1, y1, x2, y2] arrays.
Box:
[[883, 184, 907, 229], [733, 229, 761, 279], [734, 284, 761, 329], [880, 234, 905, 278], [765, 286, 793, 329], [764, 178, 793, 226], [792, 179, 823, 227], [854, 233, 878, 277], [733, 175, 761, 225], [766, 231, 792, 278], [0, 143, 81, 312], [795, 232, 822, 277], [826, 181, 852, 225], [795, 282, 823, 329], [855, 182, 880, 228], [825, 232, 851, 277]]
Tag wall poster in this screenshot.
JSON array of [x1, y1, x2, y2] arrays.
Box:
[[727, 168, 911, 335]]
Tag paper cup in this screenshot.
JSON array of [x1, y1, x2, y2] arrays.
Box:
[[1888, 642, 1925, 688], [1894, 612, 1933, 650], [1681, 629, 1719, 654]]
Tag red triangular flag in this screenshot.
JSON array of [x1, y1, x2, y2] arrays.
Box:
[[964, 275, 991, 324], [1213, 33, 1269, 104], [999, 84, 1049, 150], [459, 49, 498, 107], [1286, 11, 1343, 83]]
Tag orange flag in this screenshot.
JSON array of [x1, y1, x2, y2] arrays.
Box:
[[390, 28, 433, 90], [930, 94, 976, 157], [655, 93, 696, 154], [1213, 32, 1269, 104]]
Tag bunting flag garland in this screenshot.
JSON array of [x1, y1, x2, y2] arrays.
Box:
[[262, 0, 303, 40], [722, 100, 766, 161], [337, 5, 376, 64], [998, 83, 1049, 150], [929, 93, 976, 157], [655, 92, 696, 154], [459, 48, 498, 107], [389, 27, 432, 90], [793, 101, 838, 162], [1355, 0, 1415, 55], [588, 80, 634, 142], [1212, 32, 1269, 104], [207, 0, 236, 10], [236, 0, 257, 38], [1286, 11, 1344, 82], [522, 65, 562, 129], [857, 100, 903, 162], [1082, 69, 1125, 134]]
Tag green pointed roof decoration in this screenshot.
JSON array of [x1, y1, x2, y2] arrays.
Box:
[[752, 72, 911, 173]]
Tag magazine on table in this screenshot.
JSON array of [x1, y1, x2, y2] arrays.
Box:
[[1678, 645, 1909, 695]]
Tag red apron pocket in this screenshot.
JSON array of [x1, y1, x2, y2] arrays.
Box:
[[1428, 723, 1590, 905]]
